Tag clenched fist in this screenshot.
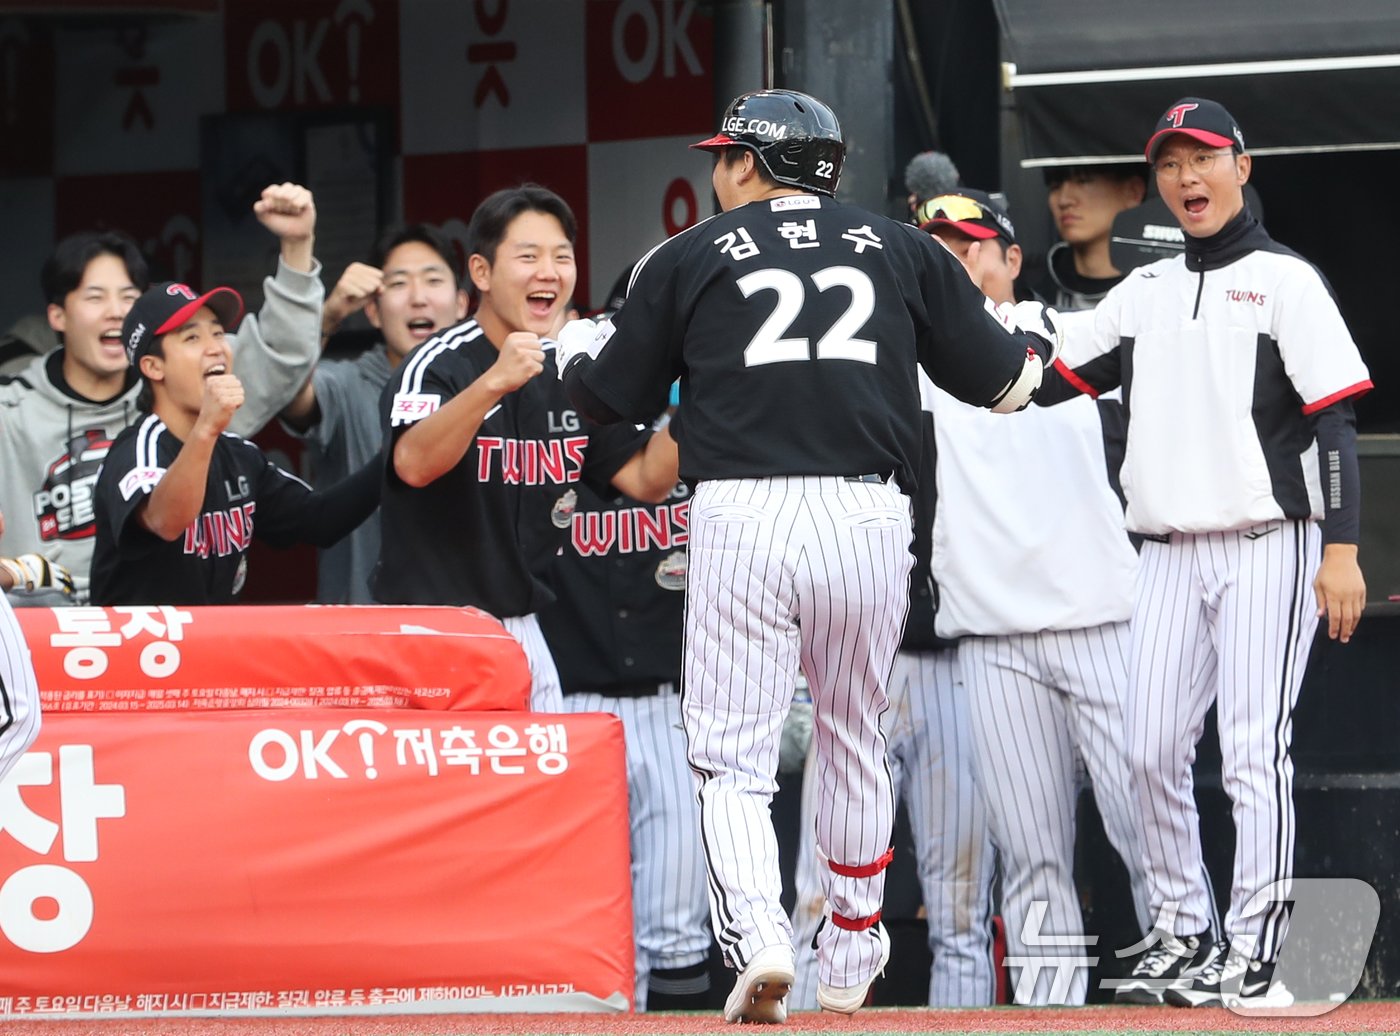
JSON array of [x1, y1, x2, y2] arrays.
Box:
[[253, 182, 317, 243], [487, 332, 546, 394], [197, 373, 245, 437], [324, 261, 385, 335]]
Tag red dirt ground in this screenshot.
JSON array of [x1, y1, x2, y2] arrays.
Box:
[[3, 1000, 1397, 1036]]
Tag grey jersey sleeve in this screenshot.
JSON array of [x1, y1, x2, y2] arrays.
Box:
[[227, 257, 325, 438]]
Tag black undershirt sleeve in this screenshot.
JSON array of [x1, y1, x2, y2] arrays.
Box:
[[259, 454, 383, 549], [564, 356, 626, 425], [1313, 398, 1360, 546]]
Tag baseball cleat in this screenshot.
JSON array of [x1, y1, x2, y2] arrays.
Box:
[[817, 922, 890, 1015], [724, 944, 795, 1024], [1113, 930, 1214, 1005], [1165, 945, 1294, 1009]]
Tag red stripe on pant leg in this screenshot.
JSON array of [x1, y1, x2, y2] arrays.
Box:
[[831, 909, 882, 931], [828, 846, 894, 878]]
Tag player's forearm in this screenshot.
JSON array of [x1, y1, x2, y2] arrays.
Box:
[[1033, 359, 1093, 406], [279, 378, 319, 430], [140, 433, 220, 541], [392, 377, 508, 488], [280, 231, 315, 274], [1314, 399, 1360, 545], [610, 425, 679, 504], [286, 457, 382, 548]]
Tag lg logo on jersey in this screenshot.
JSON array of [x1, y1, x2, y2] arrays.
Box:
[[224, 475, 251, 503], [547, 410, 581, 433]]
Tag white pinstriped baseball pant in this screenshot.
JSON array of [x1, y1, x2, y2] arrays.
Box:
[[791, 648, 997, 1007], [682, 475, 911, 989], [1128, 520, 1321, 963], [0, 593, 42, 785], [500, 614, 565, 712], [962, 621, 1153, 1005]]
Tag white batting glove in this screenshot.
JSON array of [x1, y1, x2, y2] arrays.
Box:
[[553, 317, 615, 381], [0, 553, 75, 596], [995, 300, 1063, 366]]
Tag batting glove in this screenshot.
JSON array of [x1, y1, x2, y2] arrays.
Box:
[[995, 300, 1063, 366], [554, 317, 615, 381], [0, 553, 75, 596]]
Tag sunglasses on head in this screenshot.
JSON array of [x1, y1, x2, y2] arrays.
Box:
[[917, 194, 987, 225]]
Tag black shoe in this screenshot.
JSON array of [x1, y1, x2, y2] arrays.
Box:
[[1165, 946, 1295, 1009], [1235, 958, 1294, 1008], [1113, 930, 1215, 1005]]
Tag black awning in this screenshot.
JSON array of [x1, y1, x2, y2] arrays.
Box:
[[994, 0, 1400, 165]]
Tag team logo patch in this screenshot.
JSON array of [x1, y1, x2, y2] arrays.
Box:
[[655, 549, 687, 591], [35, 429, 113, 540], [232, 555, 248, 596], [119, 466, 166, 501], [389, 392, 441, 425], [551, 489, 578, 529]]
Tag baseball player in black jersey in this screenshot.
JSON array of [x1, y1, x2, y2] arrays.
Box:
[[90, 282, 380, 605], [537, 471, 712, 1012], [374, 186, 679, 711], [560, 89, 1062, 1024], [1040, 98, 1372, 1009]]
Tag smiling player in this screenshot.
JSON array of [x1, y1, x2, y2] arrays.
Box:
[[90, 282, 380, 605], [373, 185, 679, 711]]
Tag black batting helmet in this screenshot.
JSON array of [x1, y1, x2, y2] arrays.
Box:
[[691, 89, 845, 197]]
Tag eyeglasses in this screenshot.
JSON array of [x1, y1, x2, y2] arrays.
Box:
[[1153, 148, 1235, 180], [917, 194, 986, 225]]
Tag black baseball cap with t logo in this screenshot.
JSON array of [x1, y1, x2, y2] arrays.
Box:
[[1145, 97, 1246, 163], [122, 281, 244, 365]]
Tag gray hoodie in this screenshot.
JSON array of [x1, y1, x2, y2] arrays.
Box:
[[0, 258, 324, 603]]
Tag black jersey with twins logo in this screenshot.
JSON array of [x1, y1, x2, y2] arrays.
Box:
[[91, 412, 379, 605], [572, 194, 1048, 492], [372, 317, 649, 616], [538, 478, 690, 697]]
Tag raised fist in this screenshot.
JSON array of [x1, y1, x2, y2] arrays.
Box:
[[324, 262, 385, 334], [199, 372, 245, 435], [253, 182, 317, 243]]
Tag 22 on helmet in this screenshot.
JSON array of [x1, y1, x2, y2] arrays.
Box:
[[691, 89, 846, 197]]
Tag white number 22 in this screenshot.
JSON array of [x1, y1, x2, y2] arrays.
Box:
[[738, 266, 876, 367]]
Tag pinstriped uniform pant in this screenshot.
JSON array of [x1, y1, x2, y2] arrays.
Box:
[[0, 592, 42, 784], [682, 476, 911, 988], [1128, 520, 1321, 963], [562, 687, 711, 1009], [791, 648, 997, 1007], [500, 613, 565, 712], [962, 621, 1153, 1005]]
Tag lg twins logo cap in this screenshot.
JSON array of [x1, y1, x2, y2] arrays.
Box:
[[1144, 97, 1246, 163], [122, 281, 245, 365]]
